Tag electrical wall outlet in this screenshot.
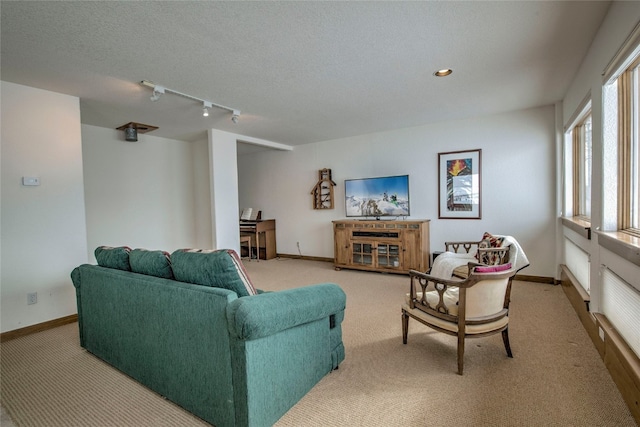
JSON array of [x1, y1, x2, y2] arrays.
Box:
[[27, 292, 37, 305]]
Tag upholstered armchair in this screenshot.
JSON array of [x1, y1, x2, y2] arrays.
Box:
[[401, 265, 516, 375], [431, 233, 529, 280]]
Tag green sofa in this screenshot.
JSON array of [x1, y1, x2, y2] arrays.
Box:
[[71, 247, 346, 427]]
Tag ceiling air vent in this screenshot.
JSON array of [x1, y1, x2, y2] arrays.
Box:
[[116, 122, 158, 142]]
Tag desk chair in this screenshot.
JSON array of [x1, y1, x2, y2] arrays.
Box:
[[239, 234, 252, 261]]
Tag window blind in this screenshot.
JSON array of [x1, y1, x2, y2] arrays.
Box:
[[600, 266, 640, 358], [565, 237, 590, 293]]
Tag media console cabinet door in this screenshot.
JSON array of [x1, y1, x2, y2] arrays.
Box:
[[334, 224, 350, 265], [402, 228, 423, 270], [375, 242, 402, 269]]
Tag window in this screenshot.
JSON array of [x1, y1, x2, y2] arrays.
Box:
[[611, 57, 640, 236], [632, 63, 640, 231], [602, 20, 640, 237], [564, 95, 592, 227], [571, 112, 592, 219]]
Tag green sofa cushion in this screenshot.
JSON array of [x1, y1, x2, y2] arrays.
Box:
[[94, 246, 131, 271], [171, 249, 257, 297], [129, 248, 174, 279]]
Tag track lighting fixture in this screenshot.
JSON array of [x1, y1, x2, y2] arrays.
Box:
[[140, 80, 240, 123], [202, 101, 212, 117]]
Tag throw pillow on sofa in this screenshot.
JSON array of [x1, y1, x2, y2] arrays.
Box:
[[129, 249, 174, 279], [171, 249, 257, 297], [95, 246, 131, 271]]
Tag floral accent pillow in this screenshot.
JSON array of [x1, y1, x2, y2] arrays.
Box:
[[476, 232, 505, 264]]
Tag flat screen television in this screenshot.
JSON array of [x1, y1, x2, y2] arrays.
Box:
[[345, 175, 410, 218]]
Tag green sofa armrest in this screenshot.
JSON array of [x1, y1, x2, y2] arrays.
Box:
[[226, 283, 346, 340], [71, 266, 84, 289]]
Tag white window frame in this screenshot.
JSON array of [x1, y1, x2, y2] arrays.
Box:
[[564, 96, 592, 221]]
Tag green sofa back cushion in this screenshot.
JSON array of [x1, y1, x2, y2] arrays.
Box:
[[129, 249, 174, 279], [94, 246, 131, 271], [171, 249, 257, 297]]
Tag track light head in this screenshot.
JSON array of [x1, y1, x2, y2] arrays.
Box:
[[231, 110, 240, 124], [150, 85, 165, 102], [203, 101, 212, 117]]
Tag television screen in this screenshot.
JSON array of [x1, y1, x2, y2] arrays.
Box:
[[345, 175, 410, 217]]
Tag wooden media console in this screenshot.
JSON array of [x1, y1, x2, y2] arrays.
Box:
[[332, 219, 430, 274]]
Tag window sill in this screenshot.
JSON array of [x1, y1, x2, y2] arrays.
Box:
[[596, 231, 640, 268], [561, 216, 591, 240]]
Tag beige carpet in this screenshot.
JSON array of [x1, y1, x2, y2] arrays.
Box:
[[1, 258, 636, 426]]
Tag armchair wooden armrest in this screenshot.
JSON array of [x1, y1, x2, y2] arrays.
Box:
[[408, 269, 464, 317], [452, 261, 484, 280], [408, 266, 510, 318]]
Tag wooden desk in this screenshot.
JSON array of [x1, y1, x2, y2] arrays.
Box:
[[240, 219, 276, 260]]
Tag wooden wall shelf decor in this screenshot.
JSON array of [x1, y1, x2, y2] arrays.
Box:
[[311, 168, 336, 209]]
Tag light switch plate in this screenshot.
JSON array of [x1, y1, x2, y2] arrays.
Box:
[[22, 176, 40, 186]]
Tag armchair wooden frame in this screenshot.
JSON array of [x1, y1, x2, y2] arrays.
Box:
[[445, 240, 510, 266], [402, 265, 516, 375], [445, 240, 481, 254], [439, 240, 511, 280]]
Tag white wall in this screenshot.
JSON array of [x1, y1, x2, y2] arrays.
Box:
[[208, 129, 241, 252], [238, 106, 557, 277], [193, 138, 213, 249], [1, 81, 88, 333], [81, 125, 208, 259]]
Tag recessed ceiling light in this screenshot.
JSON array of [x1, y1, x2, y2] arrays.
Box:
[[434, 69, 453, 77]]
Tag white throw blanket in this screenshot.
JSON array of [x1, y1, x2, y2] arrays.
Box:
[[430, 252, 475, 279], [500, 235, 530, 273], [430, 235, 530, 279]]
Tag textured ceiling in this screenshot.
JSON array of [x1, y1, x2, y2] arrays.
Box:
[[1, 1, 611, 147]]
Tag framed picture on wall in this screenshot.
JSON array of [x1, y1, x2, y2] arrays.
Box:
[[438, 149, 481, 219]]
